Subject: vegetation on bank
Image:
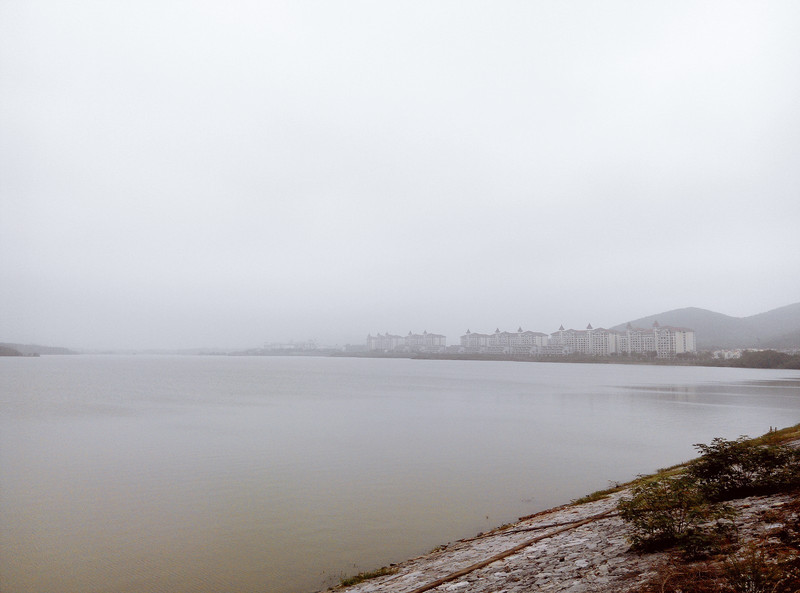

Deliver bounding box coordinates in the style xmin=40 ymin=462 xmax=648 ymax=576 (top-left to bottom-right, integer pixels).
xmin=0 ymin=342 xmax=75 ymax=356
xmin=570 ymin=431 xmax=800 ymax=508
xmin=332 ymin=426 xmax=800 ymax=591
xmin=617 ymin=425 xmax=800 ymax=592
xmin=337 ymin=566 xmax=398 ymax=588
xmin=408 ymin=349 xmax=800 ymax=369
xmin=717 ymin=349 xmax=800 ymax=369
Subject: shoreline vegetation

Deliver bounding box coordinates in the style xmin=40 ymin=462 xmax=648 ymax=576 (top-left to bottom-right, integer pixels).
xmin=4 ymin=345 xmax=800 ymax=369
xmin=0 ymin=345 xmax=38 ymax=357
xmin=0 ymin=342 xmax=73 ymax=356
xmin=573 ymin=423 xmax=800 ymax=504
xmin=332 ymin=424 xmax=800 ymax=593
xmin=333 ymin=349 xmax=800 ymax=370
xmin=3 ymin=331 xmax=799 ymax=369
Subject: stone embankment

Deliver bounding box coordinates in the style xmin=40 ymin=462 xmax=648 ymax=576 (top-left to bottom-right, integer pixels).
xmin=335 ymin=489 xmax=795 ymax=593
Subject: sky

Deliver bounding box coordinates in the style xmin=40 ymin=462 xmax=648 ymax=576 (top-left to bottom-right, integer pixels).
xmin=2 ymin=1 xmax=799 ymax=350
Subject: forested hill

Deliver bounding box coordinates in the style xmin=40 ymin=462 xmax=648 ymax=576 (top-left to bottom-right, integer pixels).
xmin=612 ymin=302 xmax=800 ymax=351
xmin=0 ymin=343 xmax=78 ymax=355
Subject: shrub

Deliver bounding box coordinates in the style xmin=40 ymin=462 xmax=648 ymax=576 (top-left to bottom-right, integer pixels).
xmin=619 ymin=435 xmax=800 ymax=555
xmin=618 ymin=474 xmax=733 ymax=552
xmin=688 ymin=437 xmax=800 ymax=501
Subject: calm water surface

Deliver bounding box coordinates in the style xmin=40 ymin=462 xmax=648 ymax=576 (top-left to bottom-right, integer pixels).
xmin=2 ymin=355 xmax=800 ymax=593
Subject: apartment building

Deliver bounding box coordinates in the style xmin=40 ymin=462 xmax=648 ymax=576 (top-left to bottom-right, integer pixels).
xmin=460 ymin=330 xmax=490 ymax=351
xmin=460 ymin=328 xmax=549 ymax=355
xmin=366 ymin=333 xmax=405 ymax=351
xmin=368 ymin=320 xmax=696 ymax=358
xmin=366 ymin=331 xmax=446 ymax=353
xmin=548 ymin=322 xmax=696 ymax=358
xmin=404 ymin=331 xmax=447 ymax=352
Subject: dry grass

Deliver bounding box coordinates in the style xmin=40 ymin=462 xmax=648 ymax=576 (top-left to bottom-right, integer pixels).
xmin=338 ymin=566 xmax=398 ymax=588
xmin=750 ymin=424 xmax=800 ymax=447
xmin=631 ymin=491 xmax=800 ymax=593
xmin=623 ymin=424 xmax=800 ymax=592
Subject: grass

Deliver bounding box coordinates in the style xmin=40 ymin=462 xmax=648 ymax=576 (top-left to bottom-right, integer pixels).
xmin=570 ymin=423 xmax=800 ymax=507
xmin=620 ymin=423 xmax=800 ymax=591
xmin=571 ymin=463 xmax=692 ymax=505
xmin=632 ymin=503 xmax=800 ymax=593
xmin=334 ymin=424 xmax=800 ymax=590
xmin=750 ymin=424 xmax=800 ymax=446
xmin=572 ymin=483 xmax=625 ymax=504
xmin=338 ymin=566 xmax=398 ymax=588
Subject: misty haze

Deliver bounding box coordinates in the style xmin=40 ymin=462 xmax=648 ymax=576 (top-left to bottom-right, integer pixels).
xmin=2 ymin=2 xmax=799 ymax=351
xmin=2 ymin=2 xmax=800 ymax=593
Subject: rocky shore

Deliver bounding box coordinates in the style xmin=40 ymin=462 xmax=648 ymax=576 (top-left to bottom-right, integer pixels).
xmin=334 ymin=488 xmax=795 ymax=593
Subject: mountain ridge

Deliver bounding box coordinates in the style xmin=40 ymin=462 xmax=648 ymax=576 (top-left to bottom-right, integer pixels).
xmin=612 ymin=302 xmax=800 ymax=350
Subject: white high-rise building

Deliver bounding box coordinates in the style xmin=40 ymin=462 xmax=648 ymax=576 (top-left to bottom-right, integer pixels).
xmin=366 ymin=333 xmax=405 ymax=351
xmin=460 ymin=328 xmax=548 ymax=355
xmin=404 ymin=331 xmax=447 ymax=353
xmin=367 ymin=331 xmax=446 ymax=353
xmin=549 ymin=322 xmax=696 ymax=358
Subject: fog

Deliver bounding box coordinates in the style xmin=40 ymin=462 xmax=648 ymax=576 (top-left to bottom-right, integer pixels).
xmin=2 ymin=1 xmax=799 ymax=350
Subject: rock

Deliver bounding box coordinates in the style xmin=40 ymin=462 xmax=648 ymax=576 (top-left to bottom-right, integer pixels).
xmin=337 ymin=491 xmax=795 ymax=593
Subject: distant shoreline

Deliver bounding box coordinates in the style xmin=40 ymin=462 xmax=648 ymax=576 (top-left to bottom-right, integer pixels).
xmin=332 ymin=349 xmax=800 ymax=370
xmin=4 ymin=346 xmax=799 ymax=370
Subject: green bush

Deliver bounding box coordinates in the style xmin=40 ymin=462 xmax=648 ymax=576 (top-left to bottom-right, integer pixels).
xmin=618 ymin=436 xmax=800 ymax=554
xmin=688 ymin=437 xmax=800 ymax=501
xmin=617 ymin=474 xmax=733 ymax=552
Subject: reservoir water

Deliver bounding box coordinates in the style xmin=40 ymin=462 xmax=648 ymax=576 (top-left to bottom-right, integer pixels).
xmin=2 ymin=355 xmax=800 ymax=593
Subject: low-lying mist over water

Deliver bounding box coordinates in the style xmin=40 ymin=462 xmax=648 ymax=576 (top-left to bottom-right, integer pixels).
xmin=2 ymin=355 xmax=800 ymax=593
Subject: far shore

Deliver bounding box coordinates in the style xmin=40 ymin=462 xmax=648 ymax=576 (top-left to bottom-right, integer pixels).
xmin=7 ymin=347 xmax=800 ymax=369
xmin=330 ymin=349 xmax=800 ymax=370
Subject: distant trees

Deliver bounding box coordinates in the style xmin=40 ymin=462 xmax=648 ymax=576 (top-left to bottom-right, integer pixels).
xmin=726 ymin=350 xmax=800 ymax=369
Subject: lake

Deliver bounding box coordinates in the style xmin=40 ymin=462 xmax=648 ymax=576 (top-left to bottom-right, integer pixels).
xmin=2 ymin=355 xmax=800 ymax=593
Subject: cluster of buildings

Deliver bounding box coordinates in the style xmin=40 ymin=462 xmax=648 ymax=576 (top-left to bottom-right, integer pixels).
xmin=367 ymin=322 xmax=697 ymax=359
xmin=461 ymin=328 xmax=549 ymax=355
xmin=263 ymin=340 xmax=319 ymax=352
xmin=545 ymin=323 xmax=696 ymax=358
xmin=366 ymin=331 xmax=447 ymax=353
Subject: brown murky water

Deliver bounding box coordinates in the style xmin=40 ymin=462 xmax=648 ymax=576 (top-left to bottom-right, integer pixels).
xmin=2 ymin=356 xmax=799 ymax=593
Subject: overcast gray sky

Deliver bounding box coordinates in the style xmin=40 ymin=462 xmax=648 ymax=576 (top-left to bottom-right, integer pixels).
xmin=2 ymin=1 xmax=799 ymax=350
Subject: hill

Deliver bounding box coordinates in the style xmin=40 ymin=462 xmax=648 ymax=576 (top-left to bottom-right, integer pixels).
xmin=0 ymin=345 xmax=24 ymax=356
xmin=612 ymin=302 xmax=800 ymax=350
xmin=0 ymin=343 xmax=78 ymax=356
